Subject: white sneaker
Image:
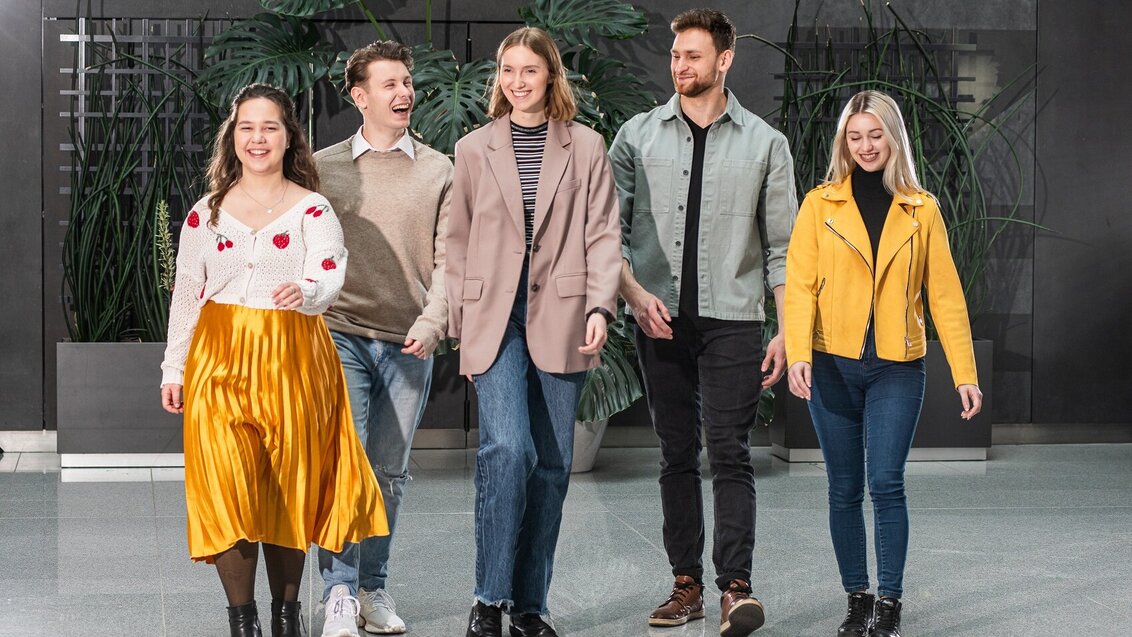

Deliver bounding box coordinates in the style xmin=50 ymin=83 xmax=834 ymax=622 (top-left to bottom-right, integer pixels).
xmin=357 ymin=588 xmax=407 ymax=634
xmin=321 ymin=584 xmax=361 ymax=637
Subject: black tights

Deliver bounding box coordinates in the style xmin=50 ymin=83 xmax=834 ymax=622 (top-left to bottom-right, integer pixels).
xmin=215 ymin=540 xmax=307 ymax=607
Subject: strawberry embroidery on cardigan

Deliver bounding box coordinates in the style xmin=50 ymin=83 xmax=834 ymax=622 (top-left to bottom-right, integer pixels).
xmin=272 ymin=231 xmax=290 ymax=249
xmin=186 ymin=210 xmax=200 ymax=228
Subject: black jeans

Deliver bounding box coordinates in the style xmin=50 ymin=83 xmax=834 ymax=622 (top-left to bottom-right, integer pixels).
xmin=635 ymin=314 xmax=764 ymax=591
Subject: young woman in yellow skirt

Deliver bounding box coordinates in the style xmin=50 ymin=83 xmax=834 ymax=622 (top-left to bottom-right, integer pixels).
xmin=159 ymin=84 xmax=388 ymax=637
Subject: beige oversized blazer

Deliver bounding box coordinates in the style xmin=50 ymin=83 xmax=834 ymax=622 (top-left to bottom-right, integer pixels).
xmin=445 ymin=115 xmax=622 ymax=376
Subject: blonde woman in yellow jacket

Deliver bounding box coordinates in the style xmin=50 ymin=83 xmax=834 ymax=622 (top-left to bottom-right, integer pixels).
xmin=783 ymin=90 xmax=982 ymax=637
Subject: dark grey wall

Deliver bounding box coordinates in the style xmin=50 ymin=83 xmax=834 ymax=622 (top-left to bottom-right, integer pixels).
xmin=0 ymin=1 xmax=44 ymax=430
xmin=1033 ymin=2 xmax=1132 ymax=423
xmin=8 ymin=0 xmax=1130 ymax=431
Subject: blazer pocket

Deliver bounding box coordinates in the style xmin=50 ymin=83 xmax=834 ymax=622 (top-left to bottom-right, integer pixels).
xmin=558 ymin=178 xmax=581 ymax=193
xmin=462 ymin=278 xmax=484 ymax=301
xmin=554 ymin=272 xmax=587 ymax=298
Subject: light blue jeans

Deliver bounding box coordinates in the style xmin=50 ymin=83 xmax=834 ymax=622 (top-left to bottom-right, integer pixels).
xmin=318 ymin=330 xmax=433 ymax=599
xmin=472 ymin=271 xmax=585 ymax=615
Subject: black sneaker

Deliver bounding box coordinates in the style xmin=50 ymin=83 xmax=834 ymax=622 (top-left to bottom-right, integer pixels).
xmin=837 ymin=592 xmax=874 ymax=636
xmin=868 ymin=597 xmax=902 ymax=637
xmin=509 ymin=613 xmax=558 ymax=637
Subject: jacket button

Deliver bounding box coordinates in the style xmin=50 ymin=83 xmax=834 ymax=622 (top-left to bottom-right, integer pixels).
xmin=912 ymin=220 xmax=920 ymax=228
xmin=532 ymin=283 xmax=541 ymax=292
xmin=683 ymin=169 xmax=689 ymax=175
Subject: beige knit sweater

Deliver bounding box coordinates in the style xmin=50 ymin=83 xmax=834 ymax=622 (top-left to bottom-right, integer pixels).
xmin=315 ymin=137 xmax=453 ymax=352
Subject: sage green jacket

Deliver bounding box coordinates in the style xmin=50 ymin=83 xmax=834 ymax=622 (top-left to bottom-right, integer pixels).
xmin=609 ymin=90 xmax=797 ymax=321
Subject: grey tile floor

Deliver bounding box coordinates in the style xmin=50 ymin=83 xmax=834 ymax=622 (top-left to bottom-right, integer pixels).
xmin=1 ymin=444 xmax=1131 ymax=636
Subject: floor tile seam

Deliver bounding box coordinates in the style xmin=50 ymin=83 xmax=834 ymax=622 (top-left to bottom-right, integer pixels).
xmin=1083 ymin=594 xmax=1132 ymax=621
xmin=605 ymin=508 xmax=667 ymax=556
xmin=910 ymin=505 xmax=1132 ymax=511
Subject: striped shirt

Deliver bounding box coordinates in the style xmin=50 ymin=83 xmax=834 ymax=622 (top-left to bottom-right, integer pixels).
xmin=511 ymin=120 xmax=548 ymax=248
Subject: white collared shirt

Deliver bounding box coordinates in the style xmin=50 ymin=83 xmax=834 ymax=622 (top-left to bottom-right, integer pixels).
xmin=351 ymin=127 xmax=416 ymax=161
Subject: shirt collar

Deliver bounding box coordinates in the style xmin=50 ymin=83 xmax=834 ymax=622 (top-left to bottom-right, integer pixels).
xmin=351 ymin=127 xmax=416 ymax=161
xmin=660 ymin=88 xmax=748 ymax=126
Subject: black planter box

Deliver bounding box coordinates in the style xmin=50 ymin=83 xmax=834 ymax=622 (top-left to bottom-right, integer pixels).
xmin=769 ymin=340 xmax=993 ymax=461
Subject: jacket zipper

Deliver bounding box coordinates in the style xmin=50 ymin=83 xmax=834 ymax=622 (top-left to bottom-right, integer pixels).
xmin=905 ymin=238 xmax=914 ymax=358
xmin=825 ymin=221 xmax=873 ymax=357
xmin=816 ymin=277 xmax=826 ymax=297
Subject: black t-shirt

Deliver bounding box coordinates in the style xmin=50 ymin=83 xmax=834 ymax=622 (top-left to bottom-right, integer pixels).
xmin=679 ymin=114 xmax=711 ymax=319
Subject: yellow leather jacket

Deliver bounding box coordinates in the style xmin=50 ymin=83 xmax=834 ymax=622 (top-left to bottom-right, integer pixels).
xmin=784 ymin=178 xmax=978 ymax=388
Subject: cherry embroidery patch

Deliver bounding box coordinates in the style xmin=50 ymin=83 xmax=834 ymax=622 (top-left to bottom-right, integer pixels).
xmin=272 ymin=232 xmax=290 ymax=249
xmin=215 ymin=233 xmax=234 ymax=251
xmin=186 ymin=211 xmax=200 ymax=228
xmin=304 ymin=205 xmax=326 ymax=218
xmin=321 ymin=258 xmax=337 ymax=271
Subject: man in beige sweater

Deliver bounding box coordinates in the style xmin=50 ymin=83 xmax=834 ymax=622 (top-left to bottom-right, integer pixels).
xmin=314 ymin=41 xmax=453 ymax=637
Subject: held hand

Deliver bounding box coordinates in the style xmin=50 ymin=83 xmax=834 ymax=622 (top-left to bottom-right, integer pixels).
xmin=787 ymin=362 xmax=812 ymax=401
xmin=626 ymin=289 xmax=672 ymax=339
xmin=161 ymin=384 xmax=184 ymax=414
xmin=578 ymin=312 xmax=609 ymax=355
xmin=271 ymin=282 xmax=304 ymax=310
xmin=761 ymin=333 xmax=787 ymax=388
xmin=957 ymin=384 xmax=983 ymax=420
xmin=402 ymin=337 xmax=428 ymax=360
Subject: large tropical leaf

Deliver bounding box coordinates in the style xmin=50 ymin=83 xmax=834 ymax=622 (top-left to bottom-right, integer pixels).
xmin=567 ymin=48 xmax=656 ymax=144
xmin=410 ymin=45 xmax=494 ymax=155
xmin=259 ymin=0 xmax=354 ymax=17
xmin=520 ymin=0 xmax=647 ymax=49
xmin=199 ymin=13 xmax=338 ymax=106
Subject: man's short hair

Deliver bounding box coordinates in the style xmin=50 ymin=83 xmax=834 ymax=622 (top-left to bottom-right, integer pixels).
xmin=345 ymin=41 xmax=414 ymax=91
xmin=670 ymin=8 xmax=736 ymax=53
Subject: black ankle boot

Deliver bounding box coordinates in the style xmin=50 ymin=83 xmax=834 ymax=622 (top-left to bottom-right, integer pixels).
xmin=227 ymin=601 xmax=263 ymax=637
xmin=466 ymin=601 xmax=503 ymax=637
xmin=510 ymin=613 xmax=559 ymax=637
xmin=869 ymin=597 xmax=902 ymax=637
xmin=838 ymin=592 xmax=875 ymax=636
xmin=271 ymin=599 xmax=304 ymax=637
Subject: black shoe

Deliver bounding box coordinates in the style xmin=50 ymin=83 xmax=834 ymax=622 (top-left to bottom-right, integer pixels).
xmin=868 ymin=597 xmax=902 ymax=637
xmin=837 ymin=592 xmax=875 ymax=636
xmin=227 ymin=601 xmax=263 ymax=637
xmin=510 ymin=613 xmax=559 ymax=637
xmin=271 ymin=599 xmax=305 ymax=637
xmin=467 ymin=601 xmax=503 ymax=637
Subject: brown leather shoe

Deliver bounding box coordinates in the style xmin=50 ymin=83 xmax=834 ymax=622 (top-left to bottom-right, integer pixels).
xmin=720 ymin=579 xmax=765 ymax=637
xmin=648 ymin=575 xmax=705 ymax=627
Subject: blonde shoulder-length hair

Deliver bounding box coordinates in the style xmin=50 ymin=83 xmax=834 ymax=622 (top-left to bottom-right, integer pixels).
xmin=824 ymin=90 xmax=926 ymax=200
xmin=487 ymin=27 xmax=577 ymax=121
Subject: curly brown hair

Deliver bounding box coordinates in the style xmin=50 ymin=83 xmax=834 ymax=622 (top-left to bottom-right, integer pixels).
xmin=671 ymin=8 xmax=736 ymax=53
xmin=205 ymin=84 xmax=319 ymax=227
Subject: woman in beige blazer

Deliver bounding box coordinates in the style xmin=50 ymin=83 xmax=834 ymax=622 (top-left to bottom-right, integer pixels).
xmin=445 ymin=26 xmax=621 ymax=637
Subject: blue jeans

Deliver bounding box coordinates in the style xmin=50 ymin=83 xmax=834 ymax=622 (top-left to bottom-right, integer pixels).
xmin=318 ymin=330 xmax=433 ymax=599
xmin=807 ymin=329 xmax=925 ymax=600
xmin=472 ymin=272 xmax=585 ymax=615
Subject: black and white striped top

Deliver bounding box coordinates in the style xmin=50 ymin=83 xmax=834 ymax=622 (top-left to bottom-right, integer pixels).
xmin=511 ymin=120 xmax=548 ymax=248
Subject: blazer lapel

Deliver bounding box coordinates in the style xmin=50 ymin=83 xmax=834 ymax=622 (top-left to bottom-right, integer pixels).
xmin=485 ymin=116 xmax=527 ymax=240
xmin=531 ymin=119 xmax=572 ymax=245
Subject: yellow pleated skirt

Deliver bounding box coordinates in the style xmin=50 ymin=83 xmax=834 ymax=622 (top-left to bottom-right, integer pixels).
xmin=182 ymin=302 xmax=388 ymax=563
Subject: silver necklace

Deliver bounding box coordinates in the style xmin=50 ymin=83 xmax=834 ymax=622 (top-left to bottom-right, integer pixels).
xmin=238 ymin=180 xmax=288 ymax=214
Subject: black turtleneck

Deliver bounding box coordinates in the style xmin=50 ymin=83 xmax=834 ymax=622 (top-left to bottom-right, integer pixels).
xmin=851 ymin=166 xmax=892 ymax=265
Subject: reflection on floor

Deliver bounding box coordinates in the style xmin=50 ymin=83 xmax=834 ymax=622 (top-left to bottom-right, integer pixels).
xmin=1 ymin=445 xmax=1130 ymax=636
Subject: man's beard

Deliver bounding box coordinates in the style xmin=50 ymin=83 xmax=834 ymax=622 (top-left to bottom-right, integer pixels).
xmin=672 ymin=72 xmax=716 ymax=98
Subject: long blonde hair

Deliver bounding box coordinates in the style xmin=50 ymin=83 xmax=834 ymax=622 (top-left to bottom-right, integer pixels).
xmin=487 ymin=27 xmax=577 ymax=121
xmin=824 ymin=90 xmax=925 ymax=200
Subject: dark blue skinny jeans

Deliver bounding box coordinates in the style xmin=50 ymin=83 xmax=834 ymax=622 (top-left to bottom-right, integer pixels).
xmin=807 ymin=329 xmax=926 ymax=599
